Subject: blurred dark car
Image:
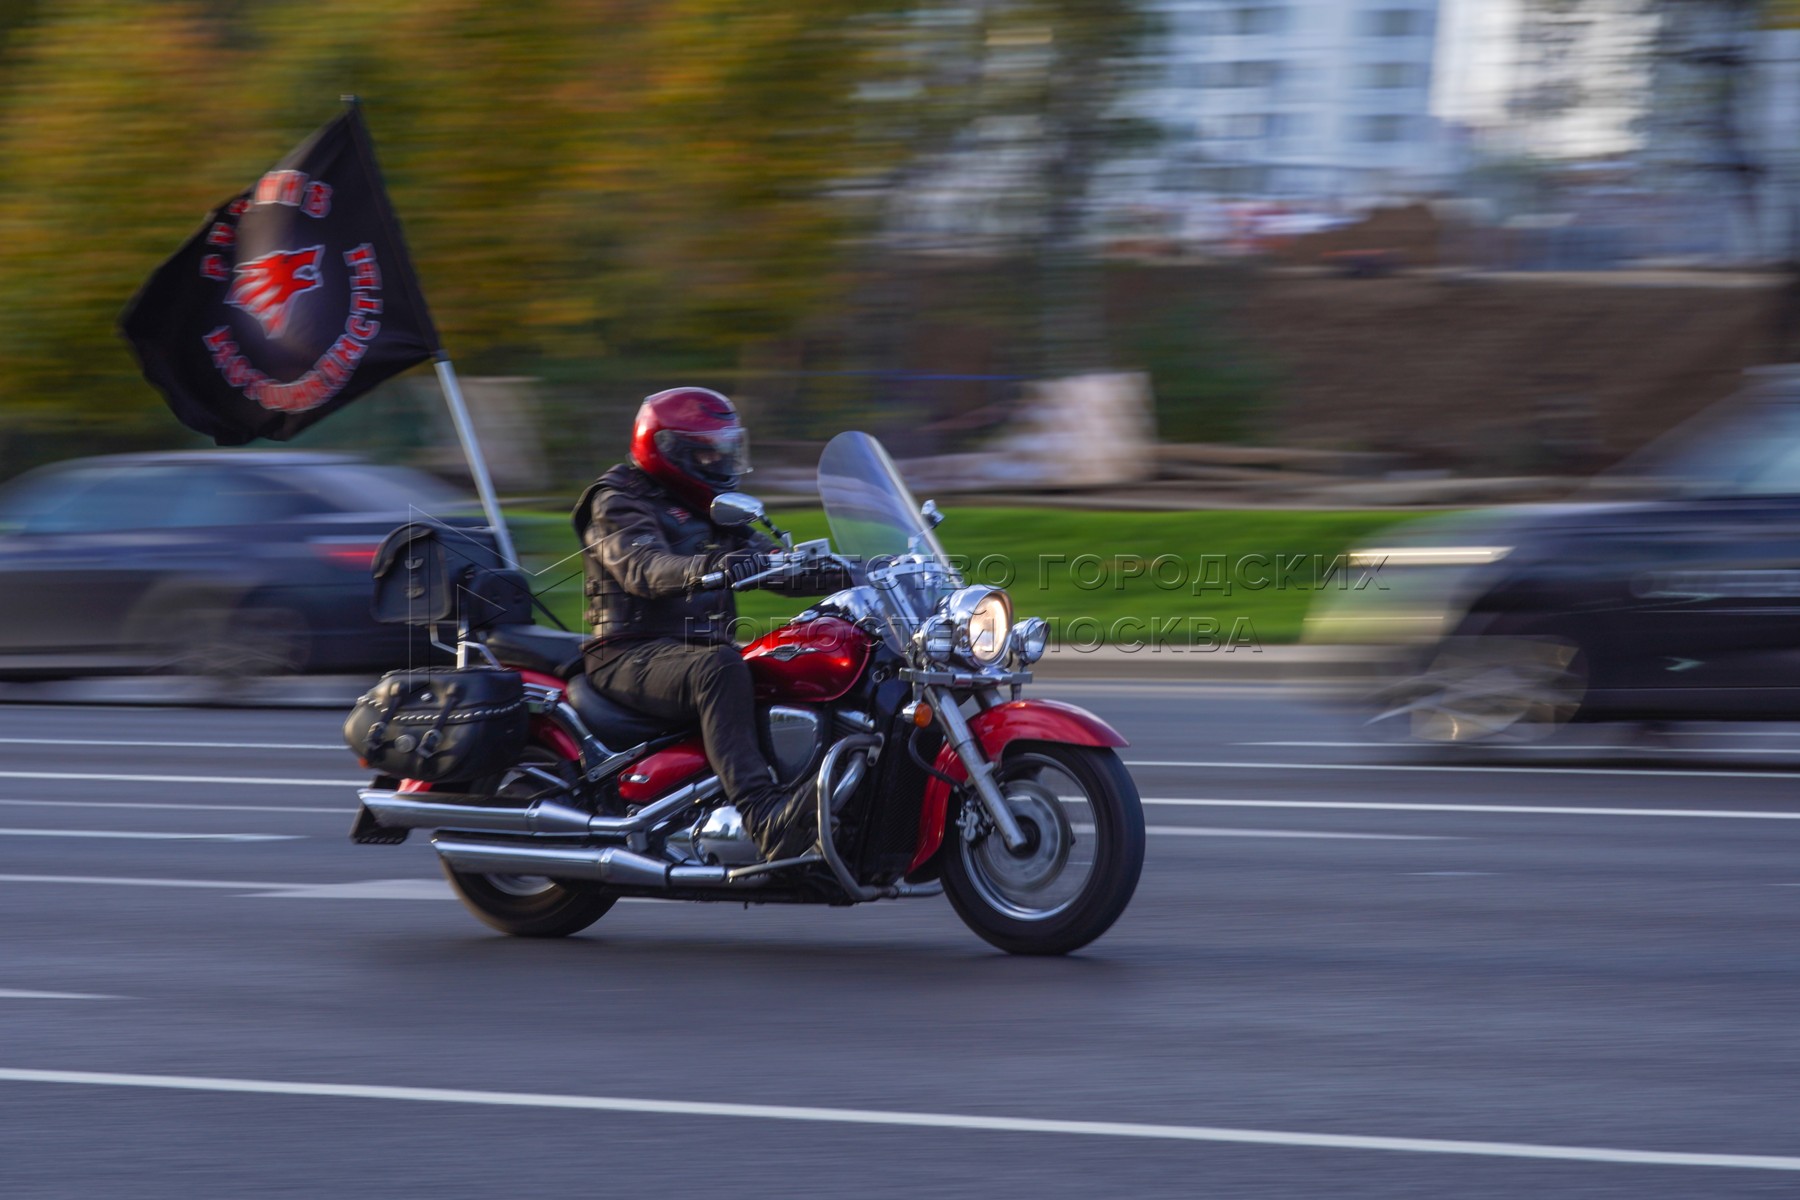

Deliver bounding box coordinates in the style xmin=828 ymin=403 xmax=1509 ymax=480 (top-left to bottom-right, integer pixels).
xmin=1313 ymin=368 xmax=1800 ymax=741
xmin=0 ymin=450 xmax=480 ymax=677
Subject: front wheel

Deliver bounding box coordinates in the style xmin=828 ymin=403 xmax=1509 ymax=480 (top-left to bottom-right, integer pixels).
xmin=941 ymin=744 xmax=1145 ymax=956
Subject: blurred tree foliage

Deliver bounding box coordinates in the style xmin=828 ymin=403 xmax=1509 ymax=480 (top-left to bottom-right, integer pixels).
xmin=0 ymin=0 xmax=1157 ymax=474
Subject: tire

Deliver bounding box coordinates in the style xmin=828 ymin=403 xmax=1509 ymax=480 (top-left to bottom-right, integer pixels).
xmin=440 ymin=863 xmax=617 ymax=938
xmin=941 ymin=744 xmax=1145 ymax=956
xmin=143 ymin=595 xmax=313 ymax=677
xmin=439 ymin=745 xmax=618 ymax=938
xmin=1371 ymin=635 xmax=1586 ymax=745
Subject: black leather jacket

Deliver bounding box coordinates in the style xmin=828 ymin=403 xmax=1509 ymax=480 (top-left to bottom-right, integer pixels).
xmin=573 ymin=464 xmax=843 ymax=659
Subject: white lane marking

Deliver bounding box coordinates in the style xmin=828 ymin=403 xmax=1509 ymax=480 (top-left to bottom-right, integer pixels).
xmin=1127 ymin=759 xmax=1800 ymax=781
xmin=1412 ymin=871 xmax=1496 ymax=877
xmin=1142 ymin=797 xmax=1800 ymax=821
xmin=1684 ymin=729 xmax=1800 ymax=737
xmin=0 ymin=874 xmax=649 ymax=904
xmin=243 ymin=879 xmax=453 ymax=900
xmin=1143 ymin=825 xmax=1449 ymax=841
xmin=1247 ymin=740 xmax=1800 ymax=757
xmin=0 ymin=829 xmax=301 ymax=842
xmin=0 ymin=990 xmax=120 ymax=1000
xmin=0 ymin=770 xmax=360 ymax=788
xmin=0 ymin=873 xmax=297 ymax=890
xmin=0 ymin=736 xmax=343 ymax=752
xmin=0 ymin=799 xmax=344 ymax=815
xmin=0 ymin=1068 xmax=1793 ymax=1172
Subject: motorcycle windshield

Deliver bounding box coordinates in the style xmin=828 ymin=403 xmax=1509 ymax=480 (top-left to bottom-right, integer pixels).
xmin=818 ymin=432 xmax=949 ymax=568
xmin=817 ymin=432 xmax=960 ymax=639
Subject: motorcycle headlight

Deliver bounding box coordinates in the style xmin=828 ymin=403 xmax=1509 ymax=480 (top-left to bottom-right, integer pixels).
xmin=1011 ymin=616 xmax=1049 ymax=665
xmin=945 ymin=586 xmax=1012 ymax=667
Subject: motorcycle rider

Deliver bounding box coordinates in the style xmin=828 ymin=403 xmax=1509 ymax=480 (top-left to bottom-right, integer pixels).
xmin=574 ymin=386 xmax=848 ymax=861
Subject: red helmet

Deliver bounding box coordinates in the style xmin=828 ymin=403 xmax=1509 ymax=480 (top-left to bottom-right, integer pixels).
xmin=629 ymin=386 xmax=751 ymax=511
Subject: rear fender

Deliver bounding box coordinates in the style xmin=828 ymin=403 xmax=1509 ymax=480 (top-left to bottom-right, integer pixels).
xmin=907 ymin=700 xmax=1126 ymax=875
xmin=514 ymin=670 xmax=581 ymax=760
xmin=531 ymin=715 xmax=581 ymax=762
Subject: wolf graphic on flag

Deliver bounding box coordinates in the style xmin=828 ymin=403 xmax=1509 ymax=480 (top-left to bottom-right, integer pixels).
xmin=120 ymin=104 xmax=438 ymax=444
xmin=226 ymin=246 xmax=325 ymax=338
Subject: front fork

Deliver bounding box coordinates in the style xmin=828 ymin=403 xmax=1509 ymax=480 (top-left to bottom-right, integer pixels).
xmin=926 ymin=684 xmax=1029 ymax=852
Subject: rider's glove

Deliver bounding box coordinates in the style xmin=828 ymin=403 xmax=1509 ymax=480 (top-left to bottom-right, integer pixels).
xmin=714 ymin=549 xmax=771 ymax=587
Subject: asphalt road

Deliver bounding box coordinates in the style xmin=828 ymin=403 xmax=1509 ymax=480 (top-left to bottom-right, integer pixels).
xmin=1 ymin=684 xmax=1797 ymax=1198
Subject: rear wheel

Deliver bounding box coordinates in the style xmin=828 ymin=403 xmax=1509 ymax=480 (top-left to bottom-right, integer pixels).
xmin=440 ymin=862 xmax=617 ymax=938
xmin=941 ymin=744 xmax=1145 ymax=956
xmin=193 ymin=602 xmax=312 ymax=676
xmin=142 ymin=595 xmax=313 ymax=677
xmin=440 ymin=747 xmax=617 ymax=938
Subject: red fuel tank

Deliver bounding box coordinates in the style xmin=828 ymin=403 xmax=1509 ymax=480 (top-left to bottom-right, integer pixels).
xmin=742 ymin=616 xmax=872 ymax=703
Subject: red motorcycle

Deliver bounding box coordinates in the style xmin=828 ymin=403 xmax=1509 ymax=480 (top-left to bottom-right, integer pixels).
xmin=347 ymin=432 xmax=1144 ymax=955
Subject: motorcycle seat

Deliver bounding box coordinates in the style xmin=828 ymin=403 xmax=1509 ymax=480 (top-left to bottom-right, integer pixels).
xmin=482 ymin=624 xmax=589 ymax=678
xmin=564 ymin=671 xmax=692 ymax=748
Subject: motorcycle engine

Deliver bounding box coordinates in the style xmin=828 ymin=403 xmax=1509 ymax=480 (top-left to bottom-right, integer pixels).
xmin=691 ymin=805 xmax=760 ymax=866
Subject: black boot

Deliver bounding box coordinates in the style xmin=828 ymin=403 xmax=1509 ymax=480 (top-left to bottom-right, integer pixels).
xmin=740 ymin=783 xmax=818 ymax=861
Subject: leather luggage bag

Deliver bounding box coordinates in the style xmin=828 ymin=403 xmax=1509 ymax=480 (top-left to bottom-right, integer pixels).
xmin=369 ymin=523 xmax=532 ymax=629
xmin=344 ymin=667 xmax=529 ymax=783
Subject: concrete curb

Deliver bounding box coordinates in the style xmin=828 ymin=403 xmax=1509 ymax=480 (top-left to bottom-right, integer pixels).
xmin=0 ymin=646 xmax=1389 ymax=708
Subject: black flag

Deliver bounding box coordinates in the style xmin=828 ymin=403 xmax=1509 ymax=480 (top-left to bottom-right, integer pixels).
xmin=120 ymin=104 xmax=439 ymax=445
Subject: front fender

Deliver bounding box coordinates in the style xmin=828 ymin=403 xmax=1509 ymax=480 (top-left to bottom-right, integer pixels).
xmin=907 ymin=700 xmax=1126 ymax=875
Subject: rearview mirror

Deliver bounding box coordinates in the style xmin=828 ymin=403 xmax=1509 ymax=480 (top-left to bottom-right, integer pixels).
xmin=710 ymin=492 xmax=765 ymax=527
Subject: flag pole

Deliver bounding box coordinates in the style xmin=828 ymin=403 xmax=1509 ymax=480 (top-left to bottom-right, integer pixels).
xmin=337 ymin=95 xmax=516 ymax=568
xmin=432 ymin=351 xmax=519 ymax=568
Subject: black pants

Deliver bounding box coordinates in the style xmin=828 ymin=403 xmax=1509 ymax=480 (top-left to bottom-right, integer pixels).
xmin=586 ymin=639 xmax=781 ymax=812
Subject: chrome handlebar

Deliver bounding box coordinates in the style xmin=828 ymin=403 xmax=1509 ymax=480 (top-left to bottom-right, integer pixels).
xmin=699 ymin=539 xmax=842 ymax=592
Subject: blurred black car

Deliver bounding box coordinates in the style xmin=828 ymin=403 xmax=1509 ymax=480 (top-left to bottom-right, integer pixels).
xmin=0 ymin=450 xmax=481 ymax=677
xmin=1313 ymin=368 xmax=1800 ymax=741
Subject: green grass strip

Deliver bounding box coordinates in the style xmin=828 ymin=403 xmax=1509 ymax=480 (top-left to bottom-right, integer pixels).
xmin=505 ymin=506 xmax=1418 ymax=646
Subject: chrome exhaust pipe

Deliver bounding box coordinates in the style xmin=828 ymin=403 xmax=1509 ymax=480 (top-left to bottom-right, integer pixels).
xmin=434 ymin=837 xmax=682 ymax=888
xmin=359 ymin=793 xmax=596 ymax=835
xmin=433 ymin=836 xmax=758 ymax=890
xmin=360 ymin=776 xmax=721 ymax=838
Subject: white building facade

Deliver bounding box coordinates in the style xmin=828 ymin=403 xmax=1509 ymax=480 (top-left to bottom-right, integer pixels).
xmin=1143 ymin=0 xmax=1450 ymax=201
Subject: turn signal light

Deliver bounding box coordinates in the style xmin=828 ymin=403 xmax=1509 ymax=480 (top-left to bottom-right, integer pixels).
xmin=912 ymin=702 xmax=934 ymax=728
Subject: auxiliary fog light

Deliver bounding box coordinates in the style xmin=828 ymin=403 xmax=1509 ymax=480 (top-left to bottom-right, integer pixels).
xmin=1011 ymin=616 xmax=1049 ymax=665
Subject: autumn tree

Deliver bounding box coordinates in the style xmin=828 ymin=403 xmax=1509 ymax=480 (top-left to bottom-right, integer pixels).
xmin=0 ymin=0 xmax=1153 ymax=472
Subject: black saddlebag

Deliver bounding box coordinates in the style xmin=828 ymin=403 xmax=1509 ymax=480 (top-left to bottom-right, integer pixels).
xmin=344 ymin=667 xmax=529 ymax=783
xmin=370 ymin=522 xmax=533 ymax=630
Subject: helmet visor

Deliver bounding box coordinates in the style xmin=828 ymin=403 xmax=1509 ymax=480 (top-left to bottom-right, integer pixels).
xmin=653 ymin=426 xmax=750 ymax=489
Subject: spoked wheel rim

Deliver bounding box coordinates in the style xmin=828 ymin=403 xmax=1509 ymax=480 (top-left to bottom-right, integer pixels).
xmin=958 ymin=752 xmax=1100 ymax=922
